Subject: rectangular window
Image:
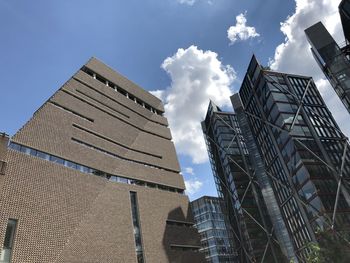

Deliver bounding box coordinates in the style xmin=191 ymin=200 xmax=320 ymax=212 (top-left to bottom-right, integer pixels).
xmin=3 ymin=219 xmax=17 ymax=249
xmin=1 ymin=219 xmax=17 ymax=263
xmin=130 ymin=192 xmax=144 ymax=263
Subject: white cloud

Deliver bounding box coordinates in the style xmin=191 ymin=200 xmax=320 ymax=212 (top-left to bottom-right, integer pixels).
xmin=269 ymin=0 xmax=343 ymax=77
xmin=269 ymin=0 xmax=350 ymax=137
xmin=185 ymin=179 xmax=203 ymax=195
xmin=155 ymin=45 xmax=235 ymax=163
xmin=183 ymin=167 xmax=195 ymax=175
xmin=315 ymin=79 xmax=350 ymax=135
xmin=176 ymin=0 xmax=213 ymax=5
xmin=177 ymin=0 xmax=196 ymax=6
xmin=227 ymin=12 xmax=260 ymax=44
xmin=150 ymin=89 xmax=164 ymax=100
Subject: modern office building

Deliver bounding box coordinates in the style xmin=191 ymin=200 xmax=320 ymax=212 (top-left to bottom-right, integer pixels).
xmin=190 ymin=196 xmax=237 ymax=263
xmin=201 ymin=102 xmax=283 ymax=263
xmin=305 ymin=1 xmax=350 ymax=114
xmin=339 ymin=0 xmax=350 ymax=44
xmin=231 ymin=55 xmax=350 ymax=261
xmin=0 ymin=58 xmax=204 ymax=263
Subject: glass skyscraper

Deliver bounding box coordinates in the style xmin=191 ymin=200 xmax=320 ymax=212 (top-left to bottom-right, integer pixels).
xmin=201 ymin=102 xmax=283 ymax=263
xmin=190 ymin=196 xmax=237 ymax=263
xmin=305 ymin=0 xmax=350 ymax=114
xmin=339 ymin=0 xmax=350 ymax=44
xmin=231 ymin=55 xmax=350 ymax=261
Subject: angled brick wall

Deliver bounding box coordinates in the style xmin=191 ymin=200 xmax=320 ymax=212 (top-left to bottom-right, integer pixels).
xmin=0 ymin=58 xmax=204 ymax=262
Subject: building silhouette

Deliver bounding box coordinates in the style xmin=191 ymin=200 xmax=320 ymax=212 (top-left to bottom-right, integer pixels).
xmin=0 ymin=58 xmax=204 ymax=263
xmin=190 ymin=196 xmax=237 ymax=263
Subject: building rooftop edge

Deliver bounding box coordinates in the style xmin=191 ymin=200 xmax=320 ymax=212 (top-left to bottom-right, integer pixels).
xmin=85 ymin=57 xmax=165 ymax=112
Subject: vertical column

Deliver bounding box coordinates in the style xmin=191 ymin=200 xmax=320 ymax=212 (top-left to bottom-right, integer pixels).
xmin=231 ymin=94 xmax=298 ymax=262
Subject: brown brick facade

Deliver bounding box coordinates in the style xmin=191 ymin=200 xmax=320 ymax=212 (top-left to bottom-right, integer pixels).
xmin=0 ymin=58 xmax=204 ymax=262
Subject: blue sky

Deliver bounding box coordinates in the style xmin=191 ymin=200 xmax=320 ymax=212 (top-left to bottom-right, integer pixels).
xmin=1 ymin=0 xmax=347 ymax=200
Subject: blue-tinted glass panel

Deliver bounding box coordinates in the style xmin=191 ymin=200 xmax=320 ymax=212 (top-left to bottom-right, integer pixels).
xmin=118 ymin=177 xmax=129 ymax=184
xmin=8 ymin=143 xmax=20 ymax=151
xmin=50 ymin=155 xmax=64 ymax=165
xmin=29 ymin=148 xmax=37 ymax=156
xmin=65 ymin=161 xmax=77 ymax=169
xmin=36 ymin=151 xmax=49 ymax=160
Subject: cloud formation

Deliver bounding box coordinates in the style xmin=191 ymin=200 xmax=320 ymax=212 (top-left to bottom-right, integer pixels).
xmin=269 ymin=0 xmax=350 ymax=136
xmin=185 ymin=179 xmax=203 ymax=195
xmin=152 ymin=45 xmax=235 ymax=163
xmin=176 ymin=0 xmax=213 ymax=5
xmin=176 ymin=0 xmax=196 ymax=6
xmin=183 ymin=167 xmax=195 ymax=175
xmin=227 ymin=12 xmax=260 ymax=44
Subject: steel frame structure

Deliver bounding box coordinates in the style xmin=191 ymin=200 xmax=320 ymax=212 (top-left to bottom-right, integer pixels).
xmin=202 ymin=103 xmax=285 ymax=263
xmin=305 ymin=21 xmax=350 ymax=115
xmin=202 ymin=56 xmax=350 ymax=262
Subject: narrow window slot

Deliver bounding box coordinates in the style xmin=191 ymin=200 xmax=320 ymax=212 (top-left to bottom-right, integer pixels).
xmin=1 ymin=219 xmax=18 ymax=263
xmin=130 ymin=192 xmax=145 ymax=263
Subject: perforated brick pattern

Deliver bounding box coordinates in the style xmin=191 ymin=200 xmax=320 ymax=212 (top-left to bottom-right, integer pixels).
xmin=0 ymin=58 xmax=204 ymax=262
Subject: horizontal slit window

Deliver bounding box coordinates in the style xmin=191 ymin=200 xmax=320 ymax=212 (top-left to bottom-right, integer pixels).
xmin=50 ymin=102 xmax=94 ymax=122
xmin=81 ymin=67 xmax=164 ymax=116
xmin=63 ymin=89 xmax=170 ymax=140
xmin=170 ymin=245 xmax=200 ymax=251
xmin=72 ymin=124 xmax=162 ymax=159
xmin=71 ymin=137 xmax=176 ymax=172
xmin=95 ymin=75 xmax=105 ymax=84
xmin=8 ymin=142 xmax=184 ymax=195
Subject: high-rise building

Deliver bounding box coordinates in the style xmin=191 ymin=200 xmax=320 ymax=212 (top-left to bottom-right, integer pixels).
xmin=231 ymin=55 xmax=350 ymax=261
xmin=305 ymin=1 xmax=350 ymax=114
xmin=0 ymin=58 xmax=204 ymax=263
xmin=190 ymin=196 xmax=237 ymax=263
xmin=339 ymin=0 xmax=350 ymax=44
xmin=201 ymin=102 xmax=283 ymax=263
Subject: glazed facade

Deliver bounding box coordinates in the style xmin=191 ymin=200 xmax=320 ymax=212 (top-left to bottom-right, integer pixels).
xmin=339 ymin=0 xmax=350 ymax=43
xmin=305 ymin=0 xmax=350 ymax=115
xmin=201 ymin=102 xmax=283 ymax=263
xmin=191 ymin=196 xmax=236 ymax=263
xmin=233 ymin=55 xmax=350 ymax=261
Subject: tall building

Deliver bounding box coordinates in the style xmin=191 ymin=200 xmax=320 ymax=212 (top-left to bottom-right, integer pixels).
xmin=201 ymin=102 xmax=283 ymax=263
xmin=231 ymin=55 xmax=350 ymax=261
xmin=305 ymin=1 xmax=350 ymax=114
xmin=190 ymin=196 xmax=237 ymax=263
xmin=339 ymin=0 xmax=350 ymax=44
xmin=0 ymin=58 xmax=204 ymax=263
